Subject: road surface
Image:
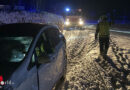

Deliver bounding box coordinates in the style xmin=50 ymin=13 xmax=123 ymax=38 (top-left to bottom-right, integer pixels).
xmin=61 ymin=29 xmax=130 ymax=90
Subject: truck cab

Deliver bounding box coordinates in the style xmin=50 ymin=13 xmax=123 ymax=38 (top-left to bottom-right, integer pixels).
xmin=64 ymin=10 xmax=85 ymax=30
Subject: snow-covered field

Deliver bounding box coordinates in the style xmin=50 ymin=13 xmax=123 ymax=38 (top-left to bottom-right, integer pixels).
xmin=62 ymin=28 xmax=130 ymax=90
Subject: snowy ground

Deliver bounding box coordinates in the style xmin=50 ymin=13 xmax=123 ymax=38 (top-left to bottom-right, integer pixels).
xmin=61 ymin=28 xmax=130 ymax=90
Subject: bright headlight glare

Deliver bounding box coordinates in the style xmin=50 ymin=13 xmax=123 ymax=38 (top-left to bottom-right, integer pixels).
xmin=65 ymin=21 xmax=70 ymax=25
xmin=79 ymin=21 xmax=84 ymax=25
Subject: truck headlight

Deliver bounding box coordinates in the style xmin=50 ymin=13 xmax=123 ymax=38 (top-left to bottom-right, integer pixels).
xmin=79 ymin=21 xmax=84 ymax=25
xmin=65 ymin=21 xmax=70 ymax=25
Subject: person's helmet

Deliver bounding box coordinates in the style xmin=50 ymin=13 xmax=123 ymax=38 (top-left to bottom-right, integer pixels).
xmin=100 ymin=15 xmax=108 ymax=21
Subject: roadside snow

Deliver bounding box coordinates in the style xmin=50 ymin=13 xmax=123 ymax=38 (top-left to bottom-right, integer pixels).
xmin=62 ymin=29 xmax=130 ymax=90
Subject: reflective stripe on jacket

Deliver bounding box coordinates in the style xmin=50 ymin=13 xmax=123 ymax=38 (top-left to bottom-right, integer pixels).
xmin=98 ymin=21 xmax=110 ymax=37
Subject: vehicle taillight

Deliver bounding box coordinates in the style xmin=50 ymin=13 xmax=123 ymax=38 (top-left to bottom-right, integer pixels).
xmin=0 ymin=75 xmax=3 ymax=82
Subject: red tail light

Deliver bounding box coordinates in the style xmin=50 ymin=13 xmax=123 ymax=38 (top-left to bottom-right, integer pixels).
xmin=0 ymin=75 xmax=3 ymax=82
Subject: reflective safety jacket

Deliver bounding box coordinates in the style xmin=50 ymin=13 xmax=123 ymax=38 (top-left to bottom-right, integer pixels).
xmin=95 ymin=21 xmax=110 ymax=37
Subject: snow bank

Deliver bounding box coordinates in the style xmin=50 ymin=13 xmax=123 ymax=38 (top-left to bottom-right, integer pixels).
xmin=0 ymin=11 xmax=64 ymax=31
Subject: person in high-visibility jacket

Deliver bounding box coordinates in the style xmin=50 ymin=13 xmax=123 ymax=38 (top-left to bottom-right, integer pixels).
xmin=95 ymin=15 xmax=110 ymax=56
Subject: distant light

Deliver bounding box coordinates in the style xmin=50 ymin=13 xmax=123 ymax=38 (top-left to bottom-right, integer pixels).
xmin=79 ymin=21 xmax=84 ymax=25
xmin=65 ymin=21 xmax=70 ymax=25
xmin=66 ymin=8 xmax=70 ymax=12
xmin=78 ymin=9 xmax=82 ymax=12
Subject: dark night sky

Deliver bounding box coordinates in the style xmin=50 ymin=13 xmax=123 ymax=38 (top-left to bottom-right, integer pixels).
xmin=65 ymin=0 xmax=130 ymax=10
xmin=0 ymin=0 xmax=130 ymax=18
xmin=53 ymin=0 xmax=129 ymax=12
xmin=45 ymin=0 xmax=130 ymax=18
xmin=1 ymin=0 xmax=129 ymax=11
xmin=44 ymin=0 xmax=129 ymax=19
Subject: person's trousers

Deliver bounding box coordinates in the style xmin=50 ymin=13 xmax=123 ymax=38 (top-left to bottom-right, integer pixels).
xmin=99 ymin=37 xmax=109 ymax=55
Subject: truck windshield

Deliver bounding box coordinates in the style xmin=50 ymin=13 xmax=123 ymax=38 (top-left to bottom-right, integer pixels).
xmin=0 ymin=37 xmax=33 ymax=63
xmin=68 ymin=11 xmax=82 ymax=16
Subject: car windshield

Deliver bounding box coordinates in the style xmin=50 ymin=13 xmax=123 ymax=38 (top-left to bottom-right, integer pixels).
xmin=66 ymin=16 xmax=81 ymax=21
xmin=0 ymin=37 xmax=33 ymax=63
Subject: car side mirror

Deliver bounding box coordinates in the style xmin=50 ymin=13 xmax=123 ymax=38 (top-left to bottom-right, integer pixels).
xmin=59 ymin=34 xmax=66 ymax=42
xmin=38 ymin=55 xmax=50 ymax=64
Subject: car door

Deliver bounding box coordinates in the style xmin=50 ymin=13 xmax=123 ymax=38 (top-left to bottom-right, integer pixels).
xmin=34 ymin=34 xmax=54 ymax=90
xmin=15 ymin=53 xmax=38 ymax=90
xmin=44 ymin=28 xmax=66 ymax=80
xmin=37 ymin=28 xmax=66 ymax=90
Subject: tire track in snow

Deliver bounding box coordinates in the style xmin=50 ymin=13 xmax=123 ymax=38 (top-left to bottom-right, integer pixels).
xmin=62 ymin=30 xmax=112 ymax=90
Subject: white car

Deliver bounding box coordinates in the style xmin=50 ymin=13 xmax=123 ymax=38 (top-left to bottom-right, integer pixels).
xmin=0 ymin=23 xmax=67 ymax=90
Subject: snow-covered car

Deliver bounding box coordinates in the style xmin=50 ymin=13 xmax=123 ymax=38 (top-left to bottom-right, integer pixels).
xmin=0 ymin=23 xmax=67 ymax=90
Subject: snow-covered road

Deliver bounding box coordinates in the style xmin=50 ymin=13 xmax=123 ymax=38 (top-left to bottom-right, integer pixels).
xmin=61 ymin=29 xmax=130 ymax=90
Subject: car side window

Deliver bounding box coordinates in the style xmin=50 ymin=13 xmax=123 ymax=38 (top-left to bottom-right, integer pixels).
xmin=35 ymin=36 xmax=46 ymax=57
xmin=35 ymin=35 xmax=51 ymax=65
xmin=44 ymin=28 xmax=61 ymax=49
xmin=41 ymin=33 xmax=54 ymax=54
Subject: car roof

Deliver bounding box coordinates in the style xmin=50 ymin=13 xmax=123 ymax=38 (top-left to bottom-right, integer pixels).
xmin=0 ymin=23 xmax=48 ymax=37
